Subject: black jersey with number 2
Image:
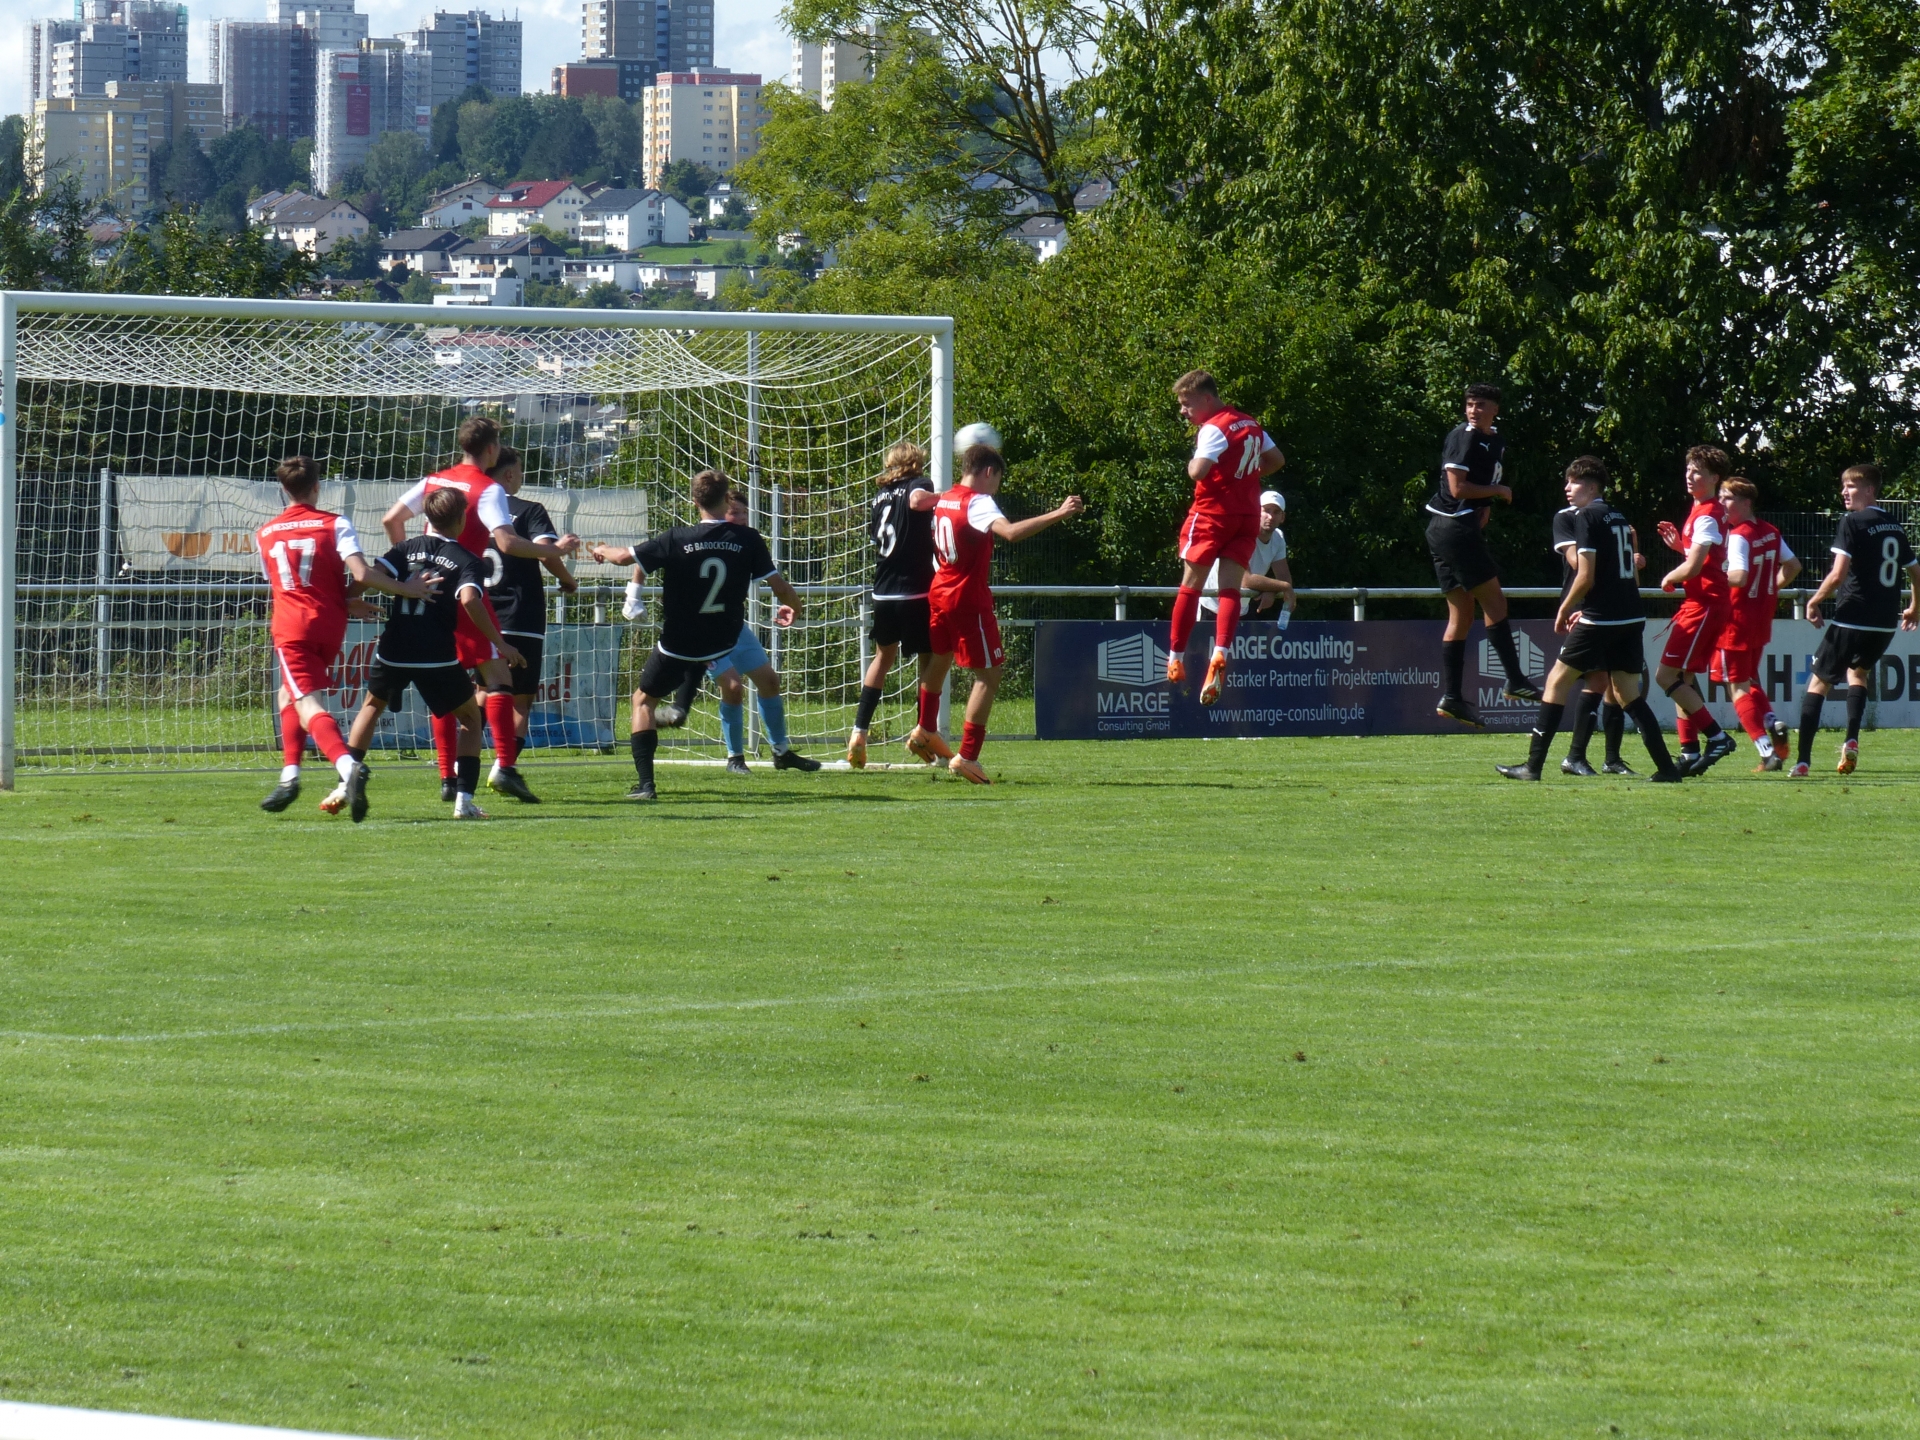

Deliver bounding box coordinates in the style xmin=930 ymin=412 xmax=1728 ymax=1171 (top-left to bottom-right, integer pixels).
xmin=374 ymin=534 xmax=486 ymax=666
xmin=1570 ymin=499 xmax=1642 ymax=624
xmin=634 ymin=520 xmax=778 ymax=660
xmin=486 ymin=496 xmax=558 ymax=637
xmin=870 ymin=475 xmax=935 ymax=600
xmin=1830 ymin=506 xmax=1918 ymax=631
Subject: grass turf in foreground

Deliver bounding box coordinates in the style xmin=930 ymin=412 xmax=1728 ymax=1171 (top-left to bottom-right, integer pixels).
xmin=0 ymin=732 xmax=1917 ymax=1438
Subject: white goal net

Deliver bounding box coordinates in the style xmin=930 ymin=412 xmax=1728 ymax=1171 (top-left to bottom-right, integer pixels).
xmin=0 ymin=294 xmax=951 ymax=785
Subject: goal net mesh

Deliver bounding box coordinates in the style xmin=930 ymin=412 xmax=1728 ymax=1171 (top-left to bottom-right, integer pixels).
xmin=9 ymin=307 xmax=934 ymax=772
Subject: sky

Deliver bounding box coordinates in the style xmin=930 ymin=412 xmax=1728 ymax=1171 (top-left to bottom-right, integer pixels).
xmin=2 ymin=0 xmax=798 ymax=118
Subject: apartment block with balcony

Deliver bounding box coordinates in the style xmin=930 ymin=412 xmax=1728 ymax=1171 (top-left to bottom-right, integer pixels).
xmin=641 ymin=71 xmax=762 ymax=189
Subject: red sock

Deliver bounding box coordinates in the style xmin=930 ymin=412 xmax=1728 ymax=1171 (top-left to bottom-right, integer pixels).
xmin=1733 ymin=689 xmax=1769 ymax=743
xmin=917 ymin=685 xmax=940 ymax=732
xmin=1213 ymin=591 xmax=1241 ymax=654
xmin=961 ymin=721 xmax=985 ymax=761
xmin=486 ymin=691 xmax=520 ymax=768
xmin=1169 ymin=586 xmax=1201 ymax=654
xmin=306 ymin=712 xmax=349 ymax=764
xmin=431 ymin=713 xmax=459 ymax=779
xmin=1674 ymin=710 xmax=1695 ymax=747
xmin=279 ymin=704 xmax=305 ymax=766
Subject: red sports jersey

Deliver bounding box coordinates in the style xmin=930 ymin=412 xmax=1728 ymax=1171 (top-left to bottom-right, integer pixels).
xmin=404 ymin=462 xmax=511 ymax=555
xmin=257 ymin=502 xmax=362 ymax=648
xmin=930 ymin=484 xmax=1004 ymax=613
xmin=1677 ymin=498 xmax=1730 ymax=606
xmin=1724 ymin=517 xmax=1792 ymax=646
xmin=1190 ymin=406 xmax=1272 ymax=516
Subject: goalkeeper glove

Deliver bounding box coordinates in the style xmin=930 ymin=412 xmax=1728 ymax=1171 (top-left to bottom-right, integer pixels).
xmin=621 ymin=581 xmax=647 ymax=621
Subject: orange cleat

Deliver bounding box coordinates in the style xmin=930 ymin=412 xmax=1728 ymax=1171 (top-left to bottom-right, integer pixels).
xmin=948 ymin=754 xmax=992 ymax=785
xmin=847 ymin=730 xmax=868 ymax=770
xmin=1199 ymin=650 xmax=1229 ymax=705
xmin=906 ymin=724 xmax=955 ymax=764
xmin=1837 ymin=739 xmax=1858 ymax=775
xmin=1166 ymin=654 xmax=1186 ymax=685
xmin=317 ymin=784 xmax=348 ymax=815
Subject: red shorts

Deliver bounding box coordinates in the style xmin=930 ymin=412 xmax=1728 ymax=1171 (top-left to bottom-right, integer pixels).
xmin=275 ymin=639 xmax=341 ymax=701
xmin=1659 ymin=600 xmax=1728 ymax=673
xmin=455 ymin=598 xmax=501 ymax=670
xmin=1179 ymin=505 xmax=1260 ymax=569
xmin=930 ymin=604 xmax=1004 ymax=671
xmin=1709 ymin=647 xmax=1760 ymax=685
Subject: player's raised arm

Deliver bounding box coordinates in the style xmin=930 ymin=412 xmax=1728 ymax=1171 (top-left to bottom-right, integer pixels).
xmin=765 ymin=571 xmax=803 ymax=625
xmin=989 ymin=494 xmax=1083 ymax=545
xmin=590 ymin=542 xmax=639 ymax=567
xmin=347 ymin=551 xmax=440 ymax=601
xmin=383 ymin=480 xmax=428 ymax=546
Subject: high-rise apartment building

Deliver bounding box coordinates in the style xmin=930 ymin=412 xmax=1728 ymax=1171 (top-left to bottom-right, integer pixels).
xmin=30 ymin=78 xmax=219 ymax=204
xmin=399 ymin=11 xmax=523 ymax=108
xmin=788 ymin=36 xmax=869 ymax=110
xmin=313 ymin=39 xmax=432 ymax=193
xmin=210 ymin=19 xmax=316 ymax=140
xmin=584 ymin=0 xmax=707 ymax=74
xmin=31 ymin=0 xmax=187 ymax=103
xmin=665 ymin=0 xmax=713 ymax=70
xmin=640 ymin=70 xmax=760 ymax=188
xmin=268 ymin=0 xmax=367 ymax=53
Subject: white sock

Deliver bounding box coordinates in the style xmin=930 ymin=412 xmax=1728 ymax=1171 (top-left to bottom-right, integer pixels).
xmin=280 ymin=763 xmax=300 ymax=784
xmin=335 ymin=754 xmax=357 ymax=782
xmin=1755 ymin=736 xmax=1774 ymax=758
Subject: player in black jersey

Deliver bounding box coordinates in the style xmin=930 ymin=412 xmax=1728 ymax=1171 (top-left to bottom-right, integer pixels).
xmin=1550 ymin=501 xmax=1639 ymax=775
xmin=339 ymin=488 xmax=524 ymax=820
xmin=480 ymin=446 xmax=577 ymax=803
xmin=1497 ymin=457 xmax=1683 ymax=782
xmin=1425 ymin=382 xmax=1542 ymax=725
xmin=849 ymin=440 xmax=939 ymax=768
xmin=1794 ymin=464 xmax=1920 ymax=776
xmin=590 ymin=468 xmax=807 ymax=801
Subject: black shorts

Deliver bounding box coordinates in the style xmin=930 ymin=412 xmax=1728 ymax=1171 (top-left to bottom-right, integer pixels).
xmin=636 ymin=645 xmax=713 ymax=700
xmin=499 ymin=634 xmax=545 ymax=696
xmin=1812 ymin=624 xmax=1893 ymax=687
xmin=870 ymin=597 xmax=931 ymax=656
xmin=1426 ymin=514 xmax=1499 ymax=593
xmin=365 ymin=658 xmax=474 ymax=719
xmin=1556 ymin=621 xmax=1645 ymax=676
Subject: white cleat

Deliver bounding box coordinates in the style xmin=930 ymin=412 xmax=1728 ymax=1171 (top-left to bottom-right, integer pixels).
xmin=452 ymin=794 xmax=489 ymax=820
xmin=317 ymin=783 xmax=349 ymax=816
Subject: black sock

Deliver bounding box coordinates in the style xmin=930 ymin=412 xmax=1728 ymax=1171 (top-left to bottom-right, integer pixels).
xmin=455 ymin=754 xmax=479 ymax=796
xmin=1601 ymin=702 xmax=1625 ymax=763
xmin=1693 ymin=709 xmax=1724 ymax=739
xmin=672 ymin=670 xmax=700 ymax=713
xmin=1527 ymin=701 xmax=1566 ymax=772
xmin=1627 ymin=697 xmax=1676 ymax=774
xmin=1798 ymin=689 xmax=1824 ymax=765
xmin=1487 ymin=619 xmax=1526 ymax=685
xmin=631 ymin=728 xmax=657 ymax=783
xmin=1567 ymin=690 xmax=1602 ymax=762
xmin=1846 ymin=684 xmax=1868 ymax=742
xmin=348 ymin=745 xmax=366 ymax=763
xmin=1442 ymin=639 xmax=1466 ymax=698
xmin=855 ymin=683 xmax=883 ymax=731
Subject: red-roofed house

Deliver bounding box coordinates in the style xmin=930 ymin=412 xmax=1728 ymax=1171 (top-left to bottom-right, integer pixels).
xmin=487 ymin=180 xmax=592 ymax=239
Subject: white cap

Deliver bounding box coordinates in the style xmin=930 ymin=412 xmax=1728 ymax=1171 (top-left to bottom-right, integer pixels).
xmin=1260 ymin=490 xmax=1286 ymax=510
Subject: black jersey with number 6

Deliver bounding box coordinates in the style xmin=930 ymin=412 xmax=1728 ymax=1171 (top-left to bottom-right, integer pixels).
xmin=634 ymin=520 xmax=778 ymax=660
xmin=870 ymin=475 xmax=935 ymax=600
xmin=486 ymin=496 xmax=559 ymax=638
xmin=1570 ymin=499 xmax=1642 ymax=624
xmin=373 ymin=534 xmax=486 ymax=666
xmin=1829 ymin=506 xmax=1918 ymax=631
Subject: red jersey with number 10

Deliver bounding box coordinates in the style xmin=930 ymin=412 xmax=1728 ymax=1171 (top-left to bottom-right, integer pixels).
xmin=1191 ymin=405 xmax=1271 ymax=516
xmin=1678 ymin=498 xmax=1730 ymax=607
xmin=257 ymin=502 xmax=362 ymax=647
xmin=930 ymin=484 xmax=1004 ymax=613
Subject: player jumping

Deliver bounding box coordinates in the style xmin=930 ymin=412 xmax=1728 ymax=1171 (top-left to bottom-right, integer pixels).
xmin=1794 ymin=463 xmax=1919 ymax=776
xmin=1167 ymin=370 xmax=1283 ymax=705
xmin=1712 ymin=478 xmax=1800 ymax=771
xmin=1199 ymin=490 xmax=1295 ymax=634
xmin=1653 ymin=445 xmax=1738 ymax=776
xmin=850 ymin=441 xmax=940 ymax=768
xmin=257 ymin=456 xmax=440 ymax=815
xmin=917 ymin=444 xmax=1082 ymax=783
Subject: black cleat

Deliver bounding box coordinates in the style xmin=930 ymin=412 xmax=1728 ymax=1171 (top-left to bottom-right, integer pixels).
xmin=1650 ymin=767 xmax=1685 ymax=783
xmin=347 ymin=762 xmax=371 ymax=823
xmin=772 ymin=749 xmax=822 ymax=773
xmin=724 ymin=754 xmax=751 ymax=776
xmin=1561 ymin=757 xmax=1598 ymax=777
xmin=488 ymin=765 xmax=540 ymax=803
xmin=1436 ymin=694 xmax=1484 ymax=728
xmin=260 ymin=777 xmax=300 ymax=813
xmin=627 ymin=779 xmax=656 ymax=801
xmin=1684 ymin=732 xmax=1736 ymax=776
xmin=655 ymin=703 xmax=688 ymax=729
xmin=440 ymin=777 xmax=457 ymax=803
xmin=1502 ymin=680 xmax=1544 ymax=704
xmin=1496 ymin=763 xmax=1541 ymax=781
xmin=1602 ymin=759 xmax=1637 ymax=775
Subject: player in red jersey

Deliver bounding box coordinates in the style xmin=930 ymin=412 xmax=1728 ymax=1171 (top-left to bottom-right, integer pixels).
xmin=381 ymin=416 xmax=578 ymax=800
xmin=257 ymin=455 xmax=439 ymax=815
xmin=1167 ymin=370 xmax=1284 ymax=705
xmin=1654 ymin=444 xmax=1739 ymax=776
xmin=913 ymin=444 xmax=1082 ymax=783
xmin=1710 ymin=478 xmax=1801 ymax=771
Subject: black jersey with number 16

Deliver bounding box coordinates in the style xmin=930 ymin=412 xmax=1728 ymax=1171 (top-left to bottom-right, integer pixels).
xmin=485 ymin=496 xmax=559 ymax=638
xmin=1571 ymin=500 xmax=1642 ymax=625
xmin=1829 ymin=506 xmax=1918 ymax=631
xmin=634 ymin=519 xmax=778 ymax=660
xmin=870 ymin=475 xmax=935 ymax=600
xmin=373 ymin=535 xmax=486 ymax=666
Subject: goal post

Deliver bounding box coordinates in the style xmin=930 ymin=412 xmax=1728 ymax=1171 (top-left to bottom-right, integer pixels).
xmin=0 ymin=291 xmax=953 ymax=787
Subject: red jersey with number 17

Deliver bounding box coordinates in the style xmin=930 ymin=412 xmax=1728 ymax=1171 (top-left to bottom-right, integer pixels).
xmin=1678 ymin=498 xmax=1730 ymax=607
xmin=257 ymin=502 xmax=363 ymax=648
xmin=930 ymin=483 xmax=1005 ymax=613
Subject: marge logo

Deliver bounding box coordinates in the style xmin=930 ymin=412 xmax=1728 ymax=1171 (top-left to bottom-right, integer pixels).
xmin=163 ymin=532 xmax=211 ymax=559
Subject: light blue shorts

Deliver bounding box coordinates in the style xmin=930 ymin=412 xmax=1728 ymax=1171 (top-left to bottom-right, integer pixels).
xmin=708 ymin=624 xmax=770 ymax=677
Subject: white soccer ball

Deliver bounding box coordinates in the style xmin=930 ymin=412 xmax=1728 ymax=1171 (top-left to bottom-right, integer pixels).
xmin=954 ymin=421 xmax=1003 ymax=457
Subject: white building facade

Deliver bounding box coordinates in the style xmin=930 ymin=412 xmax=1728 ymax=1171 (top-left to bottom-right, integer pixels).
xmin=640 ymin=71 xmax=763 ymax=189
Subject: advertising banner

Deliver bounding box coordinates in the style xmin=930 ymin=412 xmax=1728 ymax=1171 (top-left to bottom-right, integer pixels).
xmin=1035 ymin=618 xmax=1920 ymax=739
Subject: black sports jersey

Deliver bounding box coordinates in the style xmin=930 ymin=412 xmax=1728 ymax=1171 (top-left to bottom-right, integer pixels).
xmin=870 ymin=474 xmax=935 ymax=599
xmin=633 ymin=519 xmax=778 ymax=660
xmin=486 ymin=496 xmax=558 ymax=637
xmin=1569 ymin=499 xmax=1642 ymax=625
xmin=1427 ymin=423 xmax=1506 ymax=519
xmin=1829 ymin=506 xmax=1918 ymax=630
xmin=1551 ymin=505 xmax=1580 ymax=599
xmin=374 ymin=534 xmax=487 ymax=666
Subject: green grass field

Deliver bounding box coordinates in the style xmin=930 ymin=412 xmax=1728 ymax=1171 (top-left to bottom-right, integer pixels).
xmin=2 ymin=732 xmax=1918 ymax=1438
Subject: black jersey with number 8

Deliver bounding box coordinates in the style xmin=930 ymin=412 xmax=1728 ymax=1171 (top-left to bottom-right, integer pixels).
xmin=1571 ymin=500 xmax=1643 ymax=625
xmin=870 ymin=475 xmax=935 ymax=600
xmin=633 ymin=520 xmax=778 ymax=660
xmin=1830 ymin=507 xmax=1917 ymax=631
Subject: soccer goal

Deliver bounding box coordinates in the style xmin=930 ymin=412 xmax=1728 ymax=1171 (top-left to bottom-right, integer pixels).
xmin=0 ymin=292 xmax=952 ymax=787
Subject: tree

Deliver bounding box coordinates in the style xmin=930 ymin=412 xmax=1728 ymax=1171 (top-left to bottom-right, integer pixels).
xmin=364 ymin=132 xmax=429 ymax=204
xmin=106 ymin=209 xmax=316 ymax=297
xmin=147 ymin=134 xmax=218 ymax=208
xmin=0 ymin=115 xmax=29 ymax=199
xmin=580 ymin=96 xmax=642 ymax=184
xmin=432 ymin=83 xmax=495 ymax=167
xmin=461 ymin=96 xmax=546 ymax=180
xmin=0 ymin=173 xmax=102 ymax=291
xmin=656 ymin=159 xmax=719 ymax=214
xmin=516 ymin=97 xmax=598 ymax=179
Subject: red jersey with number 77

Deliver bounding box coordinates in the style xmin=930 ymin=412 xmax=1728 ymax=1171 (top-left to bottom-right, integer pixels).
xmin=1722 ymin=518 xmax=1794 ymax=649
xmin=257 ymin=502 xmax=363 ymax=648
xmin=930 ymin=483 xmax=1005 ymax=613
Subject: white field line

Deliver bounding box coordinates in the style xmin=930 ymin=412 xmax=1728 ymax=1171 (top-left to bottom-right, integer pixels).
xmin=0 ymin=1400 xmax=385 ymax=1440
